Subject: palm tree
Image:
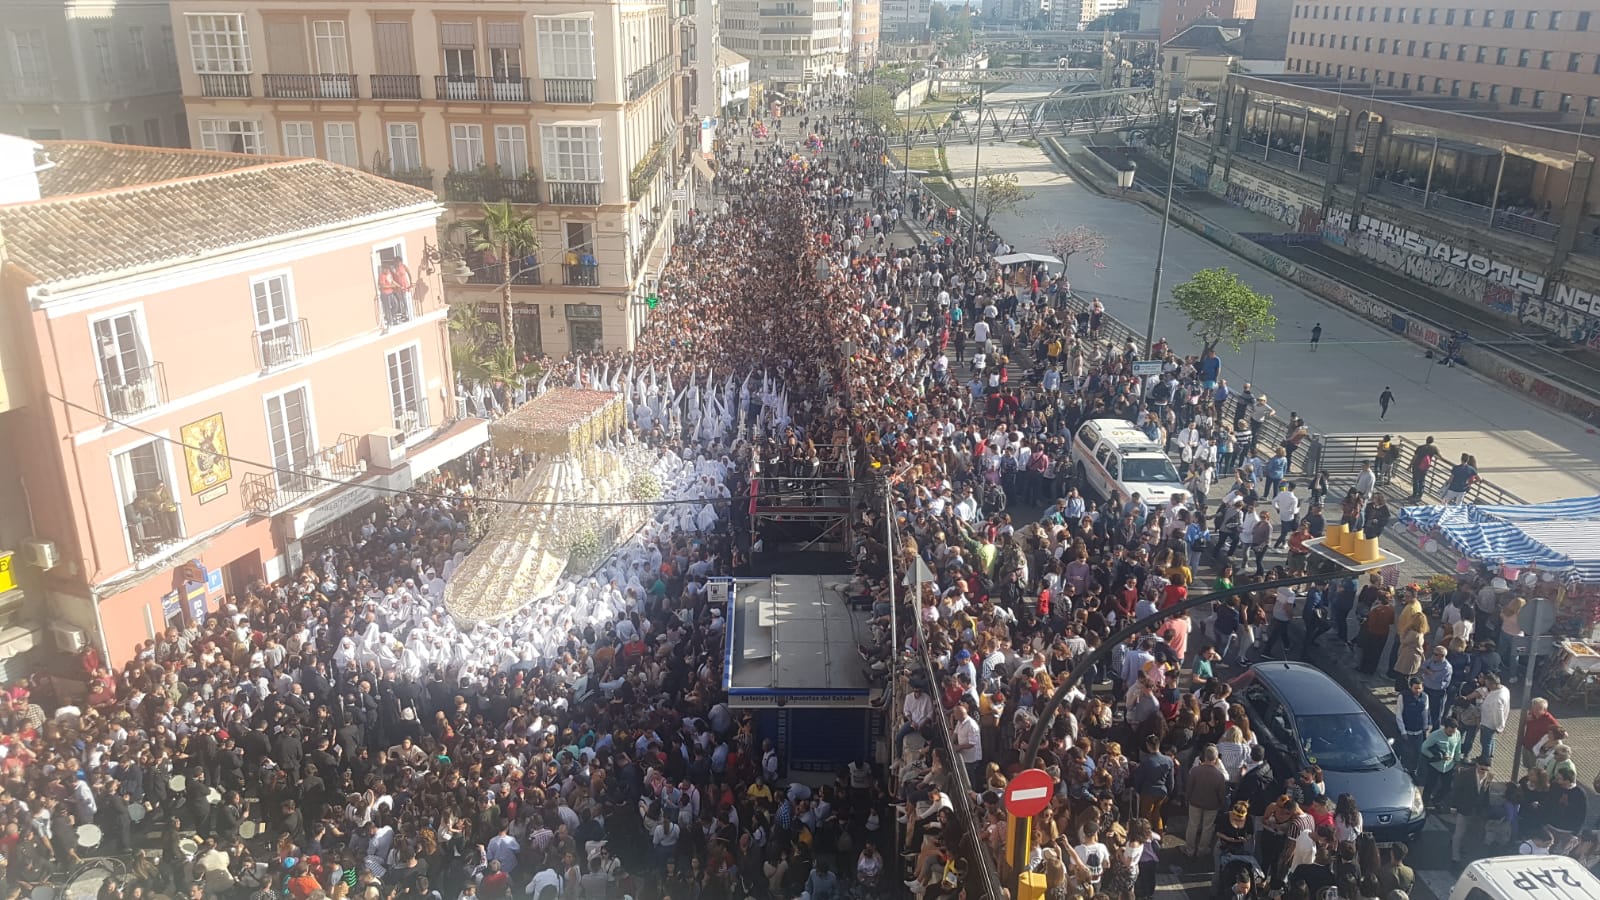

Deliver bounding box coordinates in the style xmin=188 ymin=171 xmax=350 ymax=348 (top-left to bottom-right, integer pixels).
xmin=448 ymin=303 xmax=540 ymax=385
xmin=465 ymin=200 xmax=539 ymax=353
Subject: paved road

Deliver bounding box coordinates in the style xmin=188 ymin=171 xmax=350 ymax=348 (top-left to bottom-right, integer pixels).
xmin=939 ymin=133 xmax=1600 ymax=505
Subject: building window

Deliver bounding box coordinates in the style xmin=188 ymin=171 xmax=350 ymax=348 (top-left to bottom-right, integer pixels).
xmin=494 ymin=124 xmax=529 ymax=175
xmin=1509 ymin=86 xmax=1522 ymax=104
xmin=1548 ymin=10 xmax=1561 ymax=29
xmin=1470 ymin=82 xmax=1481 ymax=98
xmin=1502 ymin=10 xmax=1514 ymax=26
xmin=92 ymin=311 xmax=151 ymax=400
xmin=487 ymin=22 xmax=523 ymax=80
xmin=251 ymin=273 xmax=296 ymax=344
xmin=312 ymin=20 xmax=349 ymax=73
xmin=1476 ymin=46 xmax=1487 ymax=62
xmin=1524 ymin=10 xmax=1536 ymax=27
xmin=1423 ymin=41 xmax=1432 ymax=57
xmin=441 ymin=23 xmax=477 ymax=82
xmin=534 ymin=17 xmax=596 ymax=79
xmin=1464 ymin=9 xmax=1474 ymax=25
xmin=1569 ymin=53 xmax=1582 ymax=72
xmin=1560 ymin=94 xmax=1574 ymax=112
xmin=1532 ymin=90 xmax=1544 ymax=108
xmin=1517 ymin=48 xmax=1530 ymax=66
xmin=1496 ymin=47 xmax=1507 ymax=64
xmin=386 ymin=346 xmax=427 ymax=435
xmin=540 ymin=123 xmax=602 ymax=182
xmin=1539 ymin=50 xmax=1553 ymax=69
xmin=1489 ymin=84 xmax=1500 ymax=101
xmin=161 ymin=26 xmax=176 ymax=67
xmin=1401 ymin=73 xmax=1411 ymax=88
xmin=387 ymin=123 xmax=422 ymax=170
xmin=116 ymin=440 xmax=183 ymax=552
xmin=1451 ymin=80 xmax=1460 ymax=96
xmin=1589 ymin=97 xmax=1600 ymax=116
xmin=1427 ymin=7 xmax=1437 ymax=23
xmin=144 ymin=118 xmax=161 ymax=145
xmin=185 ymin=14 xmax=251 ymax=73
xmin=264 ymin=387 xmax=315 ymax=490
xmin=1457 ymin=45 xmax=1467 ymax=61
xmin=282 ymin=121 xmax=315 ymax=157
xmin=108 ymin=123 xmax=131 ymax=144
xmin=93 ymin=28 xmax=115 ymax=81
xmin=1406 ymin=40 xmax=1416 ymax=56
xmin=450 ymin=123 xmax=484 ymax=169
xmin=1445 ymin=8 xmax=1455 ymax=24
xmin=324 ymin=122 xmax=357 ymax=165
xmin=128 ymin=26 xmax=149 ymax=75
xmin=1382 ymin=7 xmax=1391 ymax=20
xmin=1578 ymin=11 xmax=1591 ymax=30
xmin=1379 ymin=38 xmax=1387 ymax=52
xmin=197 ymin=118 xmax=262 ymax=153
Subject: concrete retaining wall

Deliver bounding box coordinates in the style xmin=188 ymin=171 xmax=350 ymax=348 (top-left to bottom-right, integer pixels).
xmin=1053 ymin=137 xmax=1600 ymax=424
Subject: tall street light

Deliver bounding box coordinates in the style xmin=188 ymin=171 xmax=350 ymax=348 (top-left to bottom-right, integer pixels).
xmin=1143 ymin=90 xmax=1182 ymax=358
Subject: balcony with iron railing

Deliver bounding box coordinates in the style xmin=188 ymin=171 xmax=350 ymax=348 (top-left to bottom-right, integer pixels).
xmin=629 ymin=136 xmax=676 ymax=201
xmin=199 ymin=73 xmax=251 ymax=97
xmin=443 ymin=169 xmax=541 ymax=204
xmin=466 ymin=260 xmax=543 ymax=286
xmin=240 ymin=434 xmax=363 ymax=515
xmin=393 ymin=397 xmax=432 ymax=439
xmin=96 ymin=363 xmax=167 ymax=419
xmin=125 ymin=489 xmax=183 ymax=561
xmin=631 ymin=207 xmax=670 ymax=276
xmin=626 ymin=57 xmax=675 ymax=101
xmin=366 ymin=165 xmax=434 ymax=190
xmin=252 ymin=319 xmax=311 ymax=370
xmin=564 ymin=262 xmax=600 ymax=286
xmin=3 ymin=77 xmax=54 ymax=101
xmin=436 ymin=75 xmax=530 ymax=102
xmin=544 ymin=78 xmax=595 ymax=103
xmin=547 ymin=181 xmax=603 ymax=205
xmin=262 ymin=73 xmax=358 ymax=99
xmin=759 ymin=6 xmax=807 ymax=13
xmin=370 ymin=74 xmax=422 ymax=99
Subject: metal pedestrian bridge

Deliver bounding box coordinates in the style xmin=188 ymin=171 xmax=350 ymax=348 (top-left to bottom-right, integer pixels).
xmin=894 ymin=87 xmax=1157 ymax=144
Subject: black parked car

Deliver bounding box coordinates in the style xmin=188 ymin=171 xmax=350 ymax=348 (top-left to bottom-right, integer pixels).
xmin=1231 ymin=661 xmax=1426 ymax=843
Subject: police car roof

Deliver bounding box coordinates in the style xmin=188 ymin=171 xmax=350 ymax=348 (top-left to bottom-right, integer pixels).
xmin=1084 ymin=419 xmax=1162 ymax=450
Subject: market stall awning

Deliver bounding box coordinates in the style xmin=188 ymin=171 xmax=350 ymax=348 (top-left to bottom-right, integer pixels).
xmin=1398 ymin=495 xmax=1600 ymax=583
xmin=994 ymin=252 xmax=1062 ymax=266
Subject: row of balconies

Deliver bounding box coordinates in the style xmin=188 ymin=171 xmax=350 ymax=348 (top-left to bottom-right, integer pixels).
xmin=197 ymin=72 xmax=602 ymax=105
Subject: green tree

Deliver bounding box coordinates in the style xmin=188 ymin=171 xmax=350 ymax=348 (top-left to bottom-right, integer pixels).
xmin=853 ymin=85 xmax=901 ymax=133
xmin=1170 ymin=267 xmax=1277 ymax=355
xmin=448 ymin=304 xmax=540 ymax=384
xmin=465 ymin=200 xmax=539 ymax=352
xmin=972 ymin=172 xmax=1031 ymax=228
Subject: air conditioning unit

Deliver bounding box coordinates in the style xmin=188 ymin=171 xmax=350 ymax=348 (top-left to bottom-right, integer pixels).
xmin=366 ymin=427 xmax=407 ymax=469
xmin=20 ymin=538 xmax=57 ymax=570
xmin=261 ymin=335 xmax=297 ymax=367
xmin=49 ymin=621 xmax=85 ymax=653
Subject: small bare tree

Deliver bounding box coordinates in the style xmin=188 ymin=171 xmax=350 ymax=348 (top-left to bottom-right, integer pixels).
xmin=1042 ymin=224 xmax=1107 ymax=276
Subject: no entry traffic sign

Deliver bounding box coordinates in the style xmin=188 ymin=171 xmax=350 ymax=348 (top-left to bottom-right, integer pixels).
xmin=1004 ymin=767 xmax=1055 ymax=818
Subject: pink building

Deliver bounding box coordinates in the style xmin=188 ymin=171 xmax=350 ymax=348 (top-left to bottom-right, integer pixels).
xmin=0 ymin=138 xmax=487 ymax=667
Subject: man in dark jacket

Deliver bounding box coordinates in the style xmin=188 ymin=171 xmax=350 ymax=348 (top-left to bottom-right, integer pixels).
xmin=1132 ymin=734 xmax=1175 ymax=831
xmin=1451 ymin=756 xmax=1494 ymax=864
xmin=1231 ymin=746 xmax=1278 ymax=818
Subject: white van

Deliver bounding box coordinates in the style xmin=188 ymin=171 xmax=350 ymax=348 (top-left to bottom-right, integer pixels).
xmin=1450 ymin=856 xmax=1600 ymax=900
xmin=1069 ymin=418 xmax=1184 ymax=508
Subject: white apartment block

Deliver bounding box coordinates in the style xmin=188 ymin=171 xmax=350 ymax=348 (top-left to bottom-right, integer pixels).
xmin=3 ymin=0 xmax=188 ymax=146
xmin=879 ymin=0 xmax=932 ymax=43
xmin=721 ymin=0 xmax=848 ymax=91
xmin=167 ymin=0 xmax=703 ymax=357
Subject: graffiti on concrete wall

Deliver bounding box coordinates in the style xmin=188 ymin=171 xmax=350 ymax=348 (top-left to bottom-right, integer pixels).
xmin=1349 ymin=214 xmax=1547 ymax=294
xmin=1222 ymin=171 xmax=1324 ymax=233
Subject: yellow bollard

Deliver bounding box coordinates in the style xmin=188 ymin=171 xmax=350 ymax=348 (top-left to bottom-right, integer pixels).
xmin=1326 ymin=523 xmax=1349 ymax=553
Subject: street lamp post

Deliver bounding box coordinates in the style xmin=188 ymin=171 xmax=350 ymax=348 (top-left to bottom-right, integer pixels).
xmin=1143 ymin=93 xmax=1182 ymax=358
xmin=968 ymin=83 xmax=985 ymax=251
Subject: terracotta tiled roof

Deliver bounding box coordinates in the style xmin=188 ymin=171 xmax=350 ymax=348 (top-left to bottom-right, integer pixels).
xmin=0 ymin=144 xmax=438 ymax=288
xmin=35 ymin=141 xmax=265 ymax=197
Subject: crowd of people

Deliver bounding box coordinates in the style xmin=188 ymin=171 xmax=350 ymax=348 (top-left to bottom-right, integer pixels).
xmin=5 ymin=87 xmax=1599 ymax=900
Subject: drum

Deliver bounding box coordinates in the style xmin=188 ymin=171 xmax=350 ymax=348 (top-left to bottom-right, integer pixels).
xmin=76 ymin=824 xmax=102 ymax=849
xmin=168 ymin=775 xmax=186 ymax=792
xmin=31 ymin=885 xmax=53 ymax=900
xmin=179 ymin=837 xmax=199 ymax=857
xmin=239 ymin=820 xmax=260 ymax=840
xmin=128 ymin=802 xmax=147 ymax=823
xmin=206 ymin=788 xmax=222 ymax=805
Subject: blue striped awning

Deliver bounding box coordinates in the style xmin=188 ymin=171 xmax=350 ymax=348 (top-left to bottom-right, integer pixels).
xmin=1398 ymin=496 xmax=1600 ymax=584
